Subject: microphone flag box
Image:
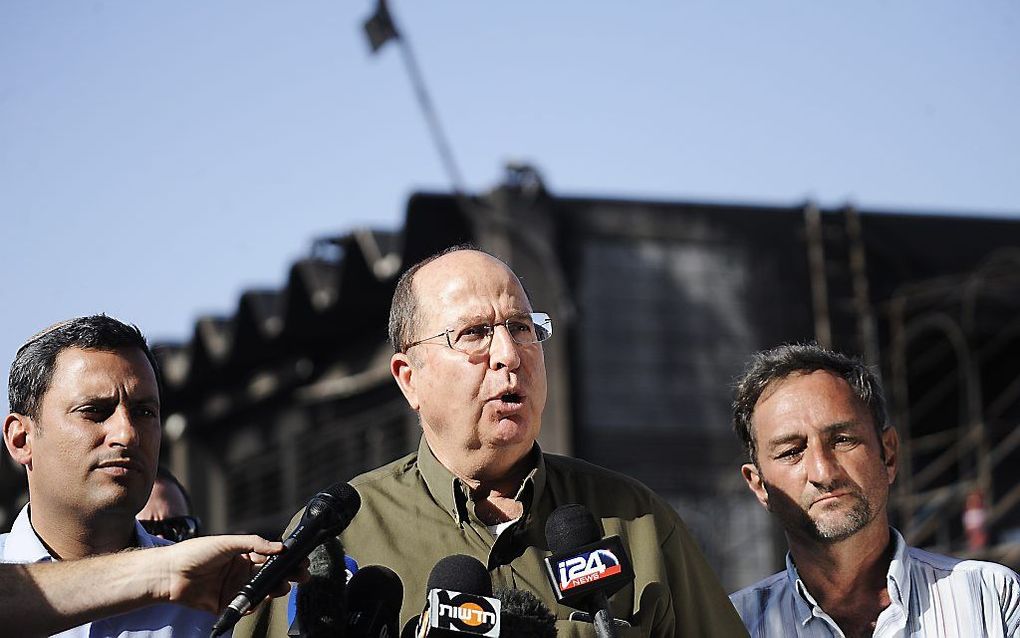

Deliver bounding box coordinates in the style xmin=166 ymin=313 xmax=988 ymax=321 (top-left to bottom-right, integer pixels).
xmin=426 ymin=588 xmax=502 ymax=636
xmin=543 ymin=535 xmax=634 ymax=603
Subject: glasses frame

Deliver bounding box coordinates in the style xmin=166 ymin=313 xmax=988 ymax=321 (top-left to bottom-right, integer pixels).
xmin=403 ymin=312 xmax=552 ymax=355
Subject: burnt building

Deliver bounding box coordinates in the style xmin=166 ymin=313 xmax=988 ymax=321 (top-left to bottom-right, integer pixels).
xmin=2 ymin=167 xmax=1018 ymax=590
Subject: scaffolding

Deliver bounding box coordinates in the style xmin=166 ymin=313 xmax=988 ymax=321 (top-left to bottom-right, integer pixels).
xmin=805 ymin=206 xmax=1020 ymax=564
xmin=886 ymin=249 xmax=1020 ymax=565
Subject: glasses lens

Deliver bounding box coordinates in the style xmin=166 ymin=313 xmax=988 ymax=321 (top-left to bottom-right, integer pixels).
xmin=140 ymin=516 xmax=200 ymax=542
xmin=529 ymin=313 xmax=553 ymax=342
xmin=451 ymin=324 xmax=492 ymax=355
xmin=449 ymin=313 xmax=553 ymax=354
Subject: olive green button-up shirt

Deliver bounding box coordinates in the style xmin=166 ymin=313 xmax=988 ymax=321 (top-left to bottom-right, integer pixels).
xmin=236 ymin=438 xmax=747 ymax=637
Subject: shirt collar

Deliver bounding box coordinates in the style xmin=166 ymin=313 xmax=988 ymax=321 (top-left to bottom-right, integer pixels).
xmin=2 ymin=503 xmax=162 ymax=562
xmin=416 ymin=436 xmax=545 ymax=526
xmin=785 ymin=552 xmax=819 ymax=627
xmin=785 ymin=526 xmax=908 ymax=626
xmin=3 ymin=505 xmax=52 ymax=563
xmin=885 ymin=527 xmax=910 ymax=608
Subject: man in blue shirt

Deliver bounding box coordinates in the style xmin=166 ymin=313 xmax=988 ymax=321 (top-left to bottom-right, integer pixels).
xmin=1 ymin=314 xmax=218 ymax=637
xmin=729 ymin=343 xmax=1020 ymax=637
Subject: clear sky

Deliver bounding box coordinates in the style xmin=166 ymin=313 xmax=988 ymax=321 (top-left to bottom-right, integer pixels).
xmin=1 ymin=2 xmax=1018 ymax=415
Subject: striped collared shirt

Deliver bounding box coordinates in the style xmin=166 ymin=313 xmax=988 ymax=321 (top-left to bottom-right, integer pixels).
xmin=730 ymin=528 xmax=1020 ymax=637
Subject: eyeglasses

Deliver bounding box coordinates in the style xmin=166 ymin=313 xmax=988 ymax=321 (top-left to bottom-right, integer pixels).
xmin=403 ymin=312 xmax=553 ymax=356
xmin=139 ymin=515 xmax=201 ymax=542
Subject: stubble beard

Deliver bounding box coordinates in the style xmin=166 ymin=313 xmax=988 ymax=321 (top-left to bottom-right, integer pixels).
xmin=805 ymin=493 xmax=874 ymax=542
xmin=764 ymin=478 xmax=878 ymax=544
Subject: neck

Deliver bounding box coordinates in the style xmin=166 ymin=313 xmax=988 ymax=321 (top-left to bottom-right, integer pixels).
xmin=28 ymin=501 xmax=137 ymax=561
xmin=788 ymin=521 xmax=893 ymax=629
xmin=432 ymin=444 xmax=536 ymax=525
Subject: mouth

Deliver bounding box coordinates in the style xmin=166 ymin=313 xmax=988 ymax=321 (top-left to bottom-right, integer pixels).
xmin=95 ymin=458 xmax=145 ymax=475
xmin=488 ymin=390 xmax=525 ymax=413
xmin=812 ymin=491 xmax=852 ymax=507
xmin=499 ymin=391 xmax=523 ymax=405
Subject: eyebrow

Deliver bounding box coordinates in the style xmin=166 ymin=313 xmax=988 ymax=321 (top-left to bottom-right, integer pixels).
xmin=765 ymin=420 xmax=861 ymax=450
xmin=453 ymin=311 xmax=531 ymax=326
xmin=73 ymin=391 xmax=160 ymax=407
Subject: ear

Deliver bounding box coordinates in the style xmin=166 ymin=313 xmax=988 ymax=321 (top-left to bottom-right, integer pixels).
xmin=4 ymin=413 xmax=33 ymax=468
xmin=881 ymin=426 xmax=899 ymax=485
xmin=741 ymin=463 xmax=771 ymax=511
xmin=390 ymin=352 xmax=420 ymax=411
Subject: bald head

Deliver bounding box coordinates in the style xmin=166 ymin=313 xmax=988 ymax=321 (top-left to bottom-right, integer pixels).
xmin=389 ymin=247 xmax=529 ymax=353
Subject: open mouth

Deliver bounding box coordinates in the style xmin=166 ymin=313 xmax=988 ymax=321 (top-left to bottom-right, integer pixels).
xmin=500 ymin=392 xmax=523 ymax=405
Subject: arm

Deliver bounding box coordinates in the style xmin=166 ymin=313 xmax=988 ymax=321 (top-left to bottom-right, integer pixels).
xmin=662 ymin=519 xmax=749 ymax=637
xmin=1 ymin=534 xmax=300 ymax=637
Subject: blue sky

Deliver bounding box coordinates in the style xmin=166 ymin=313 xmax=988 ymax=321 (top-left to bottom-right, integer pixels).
xmin=1 ymin=2 xmax=1018 ymax=415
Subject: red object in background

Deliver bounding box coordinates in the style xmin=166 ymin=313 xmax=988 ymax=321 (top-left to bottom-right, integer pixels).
xmin=964 ymin=489 xmax=989 ymax=551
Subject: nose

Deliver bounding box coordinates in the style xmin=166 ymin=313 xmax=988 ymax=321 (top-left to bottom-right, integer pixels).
xmin=106 ymin=406 xmax=141 ymax=448
xmin=488 ymin=322 xmax=522 ymax=371
xmin=805 ymin=445 xmax=844 ymax=489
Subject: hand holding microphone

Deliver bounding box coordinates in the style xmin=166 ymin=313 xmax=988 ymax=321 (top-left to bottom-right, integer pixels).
xmin=211 ymin=481 xmax=362 ymax=637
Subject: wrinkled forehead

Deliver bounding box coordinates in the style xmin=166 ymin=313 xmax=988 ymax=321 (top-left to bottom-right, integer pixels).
xmin=414 ymin=252 xmax=532 ymax=324
xmin=751 ymin=370 xmax=869 ymax=437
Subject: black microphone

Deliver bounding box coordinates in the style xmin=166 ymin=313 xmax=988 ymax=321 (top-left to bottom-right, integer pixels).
xmin=292 ymin=538 xmax=348 ymax=637
xmin=399 ymin=618 xmax=419 ymax=638
xmin=346 ymin=565 xmax=403 ymax=637
xmin=419 ymin=554 xmax=501 ymax=637
xmin=494 ymin=588 xmax=557 ymax=638
xmin=543 ymin=504 xmax=634 ymax=638
xmin=211 ymin=482 xmax=362 ymax=637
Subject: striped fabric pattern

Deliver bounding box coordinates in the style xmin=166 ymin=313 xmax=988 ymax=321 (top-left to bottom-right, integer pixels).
xmin=729 ymin=528 xmax=1020 ymax=637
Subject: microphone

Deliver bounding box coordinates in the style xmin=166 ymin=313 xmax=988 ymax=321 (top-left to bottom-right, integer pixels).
xmin=542 ymin=504 xmax=634 ymax=638
xmin=494 ymin=588 xmax=557 ymax=638
xmin=419 ymin=554 xmax=501 ymax=637
xmin=399 ymin=618 xmax=419 ymax=638
xmin=211 ymin=482 xmax=362 ymax=637
xmin=346 ymin=565 xmax=403 ymax=637
xmin=287 ymin=551 xmax=360 ymax=635
xmin=292 ymin=538 xmax=348 ymax=637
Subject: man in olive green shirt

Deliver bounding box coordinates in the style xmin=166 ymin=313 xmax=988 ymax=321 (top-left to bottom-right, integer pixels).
xmin=237 ymin=248 xmax=745 ymax=637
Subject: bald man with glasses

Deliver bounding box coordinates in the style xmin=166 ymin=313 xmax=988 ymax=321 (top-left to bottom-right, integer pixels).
xmin=237 ymin=247 xmax=745 ymax=638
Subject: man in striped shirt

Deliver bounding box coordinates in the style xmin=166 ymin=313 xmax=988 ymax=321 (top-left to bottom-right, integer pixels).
xmin=728 ymin=343 xmax=1020 ymax=637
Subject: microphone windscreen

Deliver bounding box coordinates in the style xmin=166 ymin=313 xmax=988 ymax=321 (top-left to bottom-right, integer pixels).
xmin=295 ymin=538 xmax=347 ymax=637
xmin=346 ymin=564 xmax=403 ymax=635
xmin=400 ymin=617 xmax=420 ymax=638
xmin=426 ymin=554 xmax=492 ymax=597
xmin=495 ymin=588 xmax=558 ymax=638
xmin=544 ymin=504 xmax=600 ymax=553
xmin=312 ymin=481 xmax=362 ymax=533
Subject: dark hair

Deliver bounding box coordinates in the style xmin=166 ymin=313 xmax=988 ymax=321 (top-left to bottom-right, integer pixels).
xmin=155 ymin=465 xmax=193 ymax=514
xmin=387 ymin=244 xmax=483 ymax=353
xmin=8 ymin=314 xmax=162 ymax=418
xmin=732 ymin=343 xmax=888 ymax=464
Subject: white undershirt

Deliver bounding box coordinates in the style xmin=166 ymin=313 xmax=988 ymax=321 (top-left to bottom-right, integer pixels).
xmin=486 ymin=518 xmax=519 ymax=538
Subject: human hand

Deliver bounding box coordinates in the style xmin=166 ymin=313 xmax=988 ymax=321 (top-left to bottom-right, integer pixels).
xmin=154 ymin=535 xmax=309 ymax=613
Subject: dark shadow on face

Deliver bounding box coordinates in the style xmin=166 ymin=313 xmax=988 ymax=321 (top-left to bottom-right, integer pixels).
xmin=760 ymin=476 xmax=875 ymax=545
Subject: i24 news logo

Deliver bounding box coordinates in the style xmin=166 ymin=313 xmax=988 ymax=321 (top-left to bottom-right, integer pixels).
xmin=556 ymin=549 xmax=622 ymax=591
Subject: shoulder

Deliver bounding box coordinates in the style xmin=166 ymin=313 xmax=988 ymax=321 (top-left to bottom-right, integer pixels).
xmin=542 ymin=453 xmax=685 ymax=541
xmin=728 ymin=571 xmax=789 ymax=614
xmin=908 ymin=545 xmax=1020 ymax=588
xmin=348 ymin=450 xmax=419 ymax=494
xmin=543 ymin=453 xmax=664 ymax=503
